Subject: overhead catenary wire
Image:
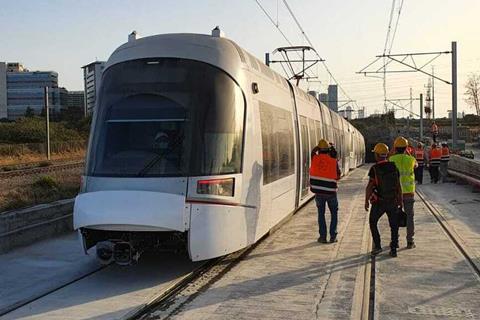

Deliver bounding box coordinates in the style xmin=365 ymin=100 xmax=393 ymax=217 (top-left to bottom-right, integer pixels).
xmin=253 ymin=0 xmax=316 ymax=79
xmin=280 ymin=0 xmax=359 ymax=110
xmin=388 ymin=0 xmax=405 ymax=54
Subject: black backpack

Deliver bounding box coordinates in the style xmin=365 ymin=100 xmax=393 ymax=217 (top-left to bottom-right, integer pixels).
xmin=372 ymin=163 xmax=400 ymax=201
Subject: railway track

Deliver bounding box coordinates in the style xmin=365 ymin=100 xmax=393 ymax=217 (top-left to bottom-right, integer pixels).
xmin=359 ymin=189 xmax=480 ymax=320
xmin=0 ymin=160 xmax=84 ymax=179
xmin=0 ymin=238 xmax=260 ymax=320
xmin=417 ymin=189 xmax=480 ymax=276
xmin=0 ymin=264 xmax=107 ymax=317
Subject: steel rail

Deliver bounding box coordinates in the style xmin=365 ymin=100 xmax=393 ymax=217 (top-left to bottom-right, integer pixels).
xmin=0 ymin=264 xmax=107 ymax=317
xmin=416 ymin=189 xmax=480 ymax=277
xmin=0 ymin=161 xmax=84 ymax=179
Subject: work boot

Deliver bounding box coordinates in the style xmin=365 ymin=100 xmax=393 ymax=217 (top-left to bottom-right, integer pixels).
xmin=407 ymin=241 xmax=416 ymax=249
xmin=389 ymin=248 xmax=397 ymax=257
xmin=371 ymin=247 xmax=382 ymax=256
xmin=330 ymin=234 xmax=338 ymax=243
xmin=317 ymin=236 xmax=327 ymax=244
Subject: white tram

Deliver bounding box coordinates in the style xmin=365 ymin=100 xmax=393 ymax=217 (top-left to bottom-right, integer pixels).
xmin=74 ymin=31 xmax=365 ymax=264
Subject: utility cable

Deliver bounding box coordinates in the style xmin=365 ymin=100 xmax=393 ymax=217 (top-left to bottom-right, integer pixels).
xmin=253 ymin=0 xmax=316 ymax=81
xmin=388 ymin=0 xmax=405 ymax=54
xmin=281 ymin=0 xmax=359 ymax=110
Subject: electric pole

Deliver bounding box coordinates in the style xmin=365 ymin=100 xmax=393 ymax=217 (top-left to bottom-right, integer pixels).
xmin=432 ymin=66 xmax=436 ymax=120
xmin=44 ymin=87 xmax=51 ymax=160
xmin=420 ymin=93 xmax=423 ymax=141
xmin=408 ymin=88 xmax=412 ymax=137
xmin=451 ymin=41 xmax=458 ymax=149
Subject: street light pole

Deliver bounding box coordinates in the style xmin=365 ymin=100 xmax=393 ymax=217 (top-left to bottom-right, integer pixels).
xmin=44 ymin=86 xmax=51 ymax=160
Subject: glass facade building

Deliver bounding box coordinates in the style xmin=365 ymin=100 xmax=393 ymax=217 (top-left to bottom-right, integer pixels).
xmin=6 ymin=70 xmax=61 ymax=119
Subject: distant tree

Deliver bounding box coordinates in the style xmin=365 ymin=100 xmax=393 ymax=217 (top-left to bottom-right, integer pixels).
xmin=465 ymin=73 xmax=480 ymax=116
xmin=24 ymin=107 xmax=35 ymax=118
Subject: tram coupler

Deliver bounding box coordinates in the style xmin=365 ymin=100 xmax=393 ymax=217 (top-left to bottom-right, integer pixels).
xmin=96 ymin=240 xmax=141 ymax=265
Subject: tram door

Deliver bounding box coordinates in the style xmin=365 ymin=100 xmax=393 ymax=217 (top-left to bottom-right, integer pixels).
xmin=299 ymin=116 xmax=310 ymax=198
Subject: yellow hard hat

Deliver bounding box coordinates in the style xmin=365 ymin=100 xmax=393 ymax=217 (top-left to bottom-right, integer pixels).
xmin=372 ymin=143 xmax=389 ymax=155
xmin=318 ymin=139 xmax=329 ymax=149
xmin=394 ymin=136 xmax=408 ymax=148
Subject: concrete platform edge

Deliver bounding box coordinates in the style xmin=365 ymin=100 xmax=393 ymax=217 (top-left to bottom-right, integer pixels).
xmin=0 ymin=198 xmax=74 ymax=253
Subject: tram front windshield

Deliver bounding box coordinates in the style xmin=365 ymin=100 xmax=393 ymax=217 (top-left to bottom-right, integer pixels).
xmin=87 ymin=58 xmax=245 ymax=177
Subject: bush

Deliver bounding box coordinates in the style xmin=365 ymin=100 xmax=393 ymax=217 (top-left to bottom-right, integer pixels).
xmin=0 ymin=117 xmax=83 ymax=144
xmin=32 ymin=175 xmax=58 ymax=190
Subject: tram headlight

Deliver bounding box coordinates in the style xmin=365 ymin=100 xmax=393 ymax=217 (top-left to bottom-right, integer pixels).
xmin=197 ymin=178 xmax=235 ymax=197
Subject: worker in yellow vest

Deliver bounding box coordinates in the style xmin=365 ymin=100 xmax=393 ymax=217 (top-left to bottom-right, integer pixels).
xmin=390 ymin=136 xmax=418 ymax=249
xmin=414 ymin=143 xmax=425 ymax=184
xmin=310 ymin=139 xmax=341 ymax=244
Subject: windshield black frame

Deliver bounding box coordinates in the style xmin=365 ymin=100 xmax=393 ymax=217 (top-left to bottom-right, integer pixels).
xmin=86 ymin=58 xmax=246 ymax=178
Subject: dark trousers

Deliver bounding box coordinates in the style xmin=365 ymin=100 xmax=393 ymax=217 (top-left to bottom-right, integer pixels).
xmin=369 ymin=201 xmax=399 ymax=249
xmin=403 ymin=196 xmax=415 ymax=242
xmin=430 ymin=165 xmax=440 ymax=183
xmin=414 ymin=165 xmax=424 ymax=184
xmin=315 ymin=193 xmax=338 ymax=238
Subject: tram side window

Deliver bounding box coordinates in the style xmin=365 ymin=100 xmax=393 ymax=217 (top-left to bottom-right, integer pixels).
xmin=315 ymin=120 xmax=322 ymax=142
xmin=308 ymin=119 xmax=317 ymax=150
xmin=259 ymin=102 xmax=295 ymax=185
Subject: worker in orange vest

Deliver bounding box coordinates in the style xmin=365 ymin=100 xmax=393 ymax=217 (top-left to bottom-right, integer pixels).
xmin=428 ymin=143 xmax=442 ymax=183
xmin=431 ymin=121 xmax=439 ymax=143
xmin=440 ymin=142 xmax=450 ymax=182
xmin=414 ymin=143 xmax=425 ymax=184
xmin=310 ymin=139 xmax=341 ymax=244
xmin=406 ymin=142 xmax=415 ymax=156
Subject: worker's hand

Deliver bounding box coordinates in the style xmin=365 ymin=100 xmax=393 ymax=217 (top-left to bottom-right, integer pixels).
xmin=396 ymin=197 xmax=403 ymax=209
xmin=364 ymin=200 xmax=370 ymax=212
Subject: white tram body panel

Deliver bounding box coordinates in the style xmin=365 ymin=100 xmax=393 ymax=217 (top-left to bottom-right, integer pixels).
xmin=74 ymin=32 xmax=365 ymax=263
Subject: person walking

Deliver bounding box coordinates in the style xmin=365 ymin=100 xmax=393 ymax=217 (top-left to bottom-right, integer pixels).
xmin=440 ymin=142 xmax=450 ymax=182
xmin=390 ymin=136 xmax=418 ymax=249
xmin=310 ymin=139 xmax=341 ymax=244
xmin=431 ymin=121 xmax=439 ymax=143
xmin=429 ymin=143 xmax=441 ymax=184
xmin=365 ymin=143 xmax=402 ymax=257
xmin=414 ymin=143 xmax=425 ymax=184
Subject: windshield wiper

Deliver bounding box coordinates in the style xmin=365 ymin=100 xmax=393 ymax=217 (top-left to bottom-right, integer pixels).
xmin=136 ymin=134 xmax=184 ymax=177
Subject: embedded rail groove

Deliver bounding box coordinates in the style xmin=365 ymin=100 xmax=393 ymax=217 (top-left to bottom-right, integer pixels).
xmin=0 ymin=161 xmax=84 ymax=179
xmin=0 ymin=264 xmax=107 ymax=317
xmin=416 ymin=190 xmax=480 ymax=277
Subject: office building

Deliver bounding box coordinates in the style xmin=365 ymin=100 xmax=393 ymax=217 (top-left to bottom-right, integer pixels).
xmin=339 ymin=106 xmax=353 ymax=120
xmin=0 ymin=62 xmax=61 ymax=119
xmin=64 ymin=90 xmax=85 ymax=109
xmin=0 ymin=63 xmax=7 ymax=119
xmin=319 ymin=93 xmax=328 ymax=106
xmin=327 ymin=85 xmax=338 ymax=112
xmin=82 ymin=61 xmax=105 ymax=115
xmin=447 ymin=110 xmax=464 ymax=119
xmin=357 ymin=107 xmax=365 ymax=119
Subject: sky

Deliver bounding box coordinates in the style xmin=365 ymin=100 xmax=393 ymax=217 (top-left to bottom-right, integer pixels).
xmin=1 ymin=0 xmax=479 ymax=118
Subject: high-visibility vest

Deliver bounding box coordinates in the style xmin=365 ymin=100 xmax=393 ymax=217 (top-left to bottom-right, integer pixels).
xmin=441 ymin=147 xmax=450 ymax=162
xmin=390 ymin=154 xmax=416 ymax=194
xmin=415 ymin=149 xmax=424 ymax=166
xmin=310 ymin=154 xmax=338 ymax=193
xmin=430 ymin=148 xmax=442 ymax=166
